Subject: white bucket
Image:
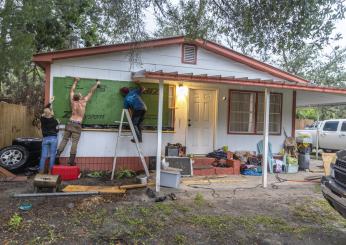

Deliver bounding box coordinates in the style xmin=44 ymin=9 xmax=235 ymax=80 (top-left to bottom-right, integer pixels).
xmin=137 ymin=175 xmax=147 ymax=185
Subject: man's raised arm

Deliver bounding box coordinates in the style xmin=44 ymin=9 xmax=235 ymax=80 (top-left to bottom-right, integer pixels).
xmin=134 ymin=80 xmax=145 ymax=93
xmin=70 ymin=77 xmax=79 ymax=102
xmin=84 ymin=80 xmax=101 ymax=101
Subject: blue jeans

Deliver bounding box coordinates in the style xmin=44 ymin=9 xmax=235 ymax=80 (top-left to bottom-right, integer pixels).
xmin=39 ymin=136 xmax=58 ymax=172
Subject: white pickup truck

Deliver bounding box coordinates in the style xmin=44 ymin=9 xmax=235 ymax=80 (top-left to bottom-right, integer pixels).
xmin=296 ymin=119 xmax=346 ymax=151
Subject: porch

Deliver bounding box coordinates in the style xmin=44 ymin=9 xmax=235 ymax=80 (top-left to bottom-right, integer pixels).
xmin=134 ymin=70 xmax=346 ymax=191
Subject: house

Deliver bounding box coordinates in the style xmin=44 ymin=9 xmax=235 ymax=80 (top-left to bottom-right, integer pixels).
xmin=33 ymin=36 xmax=346 ymax=189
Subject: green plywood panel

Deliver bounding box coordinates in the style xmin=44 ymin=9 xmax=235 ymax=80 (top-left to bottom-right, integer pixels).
xmin=52 ymin=77 xmax=170 ymax=127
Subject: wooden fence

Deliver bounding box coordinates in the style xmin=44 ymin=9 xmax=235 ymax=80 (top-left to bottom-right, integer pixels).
xmin=295 ymin=119 xmax=314 ymax=130
xmin=0 ymin=102 xmax=41 ymax=148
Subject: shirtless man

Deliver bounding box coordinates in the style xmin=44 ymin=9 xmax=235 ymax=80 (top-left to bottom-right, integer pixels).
xmin=56 ymin=77 xmax=100 ymax=165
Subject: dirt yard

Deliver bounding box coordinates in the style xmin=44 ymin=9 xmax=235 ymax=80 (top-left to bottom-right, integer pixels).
xmin=1 ymin=170 xmax=346 ymax=245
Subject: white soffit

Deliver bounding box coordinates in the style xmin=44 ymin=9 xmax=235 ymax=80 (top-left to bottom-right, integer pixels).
xmin=297 ymin=90 xmax=346 ymax=107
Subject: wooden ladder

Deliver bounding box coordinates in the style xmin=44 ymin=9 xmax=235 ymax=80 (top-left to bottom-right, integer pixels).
xmin=111 ymin=109 xmax=149 ymax=180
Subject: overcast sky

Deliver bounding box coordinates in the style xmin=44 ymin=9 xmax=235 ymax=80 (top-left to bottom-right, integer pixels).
xmin=332 ymin=18 xmax=346 ymax=49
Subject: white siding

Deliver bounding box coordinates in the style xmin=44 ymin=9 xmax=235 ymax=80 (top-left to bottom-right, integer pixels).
xmin=51 ymin=44 xmax=293 ymax=157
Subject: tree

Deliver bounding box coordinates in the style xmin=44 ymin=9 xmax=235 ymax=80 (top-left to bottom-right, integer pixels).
xmin=0 ymin=0 xmax=152 ymax=112
xmin=154 ymin=1 xmax=345 ymax=57
xmin=1 ymin=0 xmax=346 ymax=118
xmin=155 ymin=0 xmax=217 ymax=40
xmin=279 ymin=45 xmax=346 ymax=86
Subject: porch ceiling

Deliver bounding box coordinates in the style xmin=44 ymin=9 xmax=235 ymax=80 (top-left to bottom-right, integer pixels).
xmin=297 ymin=90 xmax=346 ymax=107
xmin=132 ymin=70 xmax=346 ymax=96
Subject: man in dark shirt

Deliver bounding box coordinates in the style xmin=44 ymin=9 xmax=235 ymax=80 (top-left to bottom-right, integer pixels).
xmin=120 ymin=86 xmax=147 ymax=143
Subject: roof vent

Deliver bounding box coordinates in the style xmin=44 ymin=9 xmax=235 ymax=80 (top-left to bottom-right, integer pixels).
xmin=182 ymin=44 xmax=197 ymax=64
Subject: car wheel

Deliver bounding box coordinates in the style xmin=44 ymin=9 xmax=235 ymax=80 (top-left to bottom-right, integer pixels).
xmin=0 ymin=145 xmax=29 ymax=171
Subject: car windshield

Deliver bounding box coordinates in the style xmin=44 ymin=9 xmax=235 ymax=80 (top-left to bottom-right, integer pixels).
xmin=305 ymin=121 xmax=320 ymax=129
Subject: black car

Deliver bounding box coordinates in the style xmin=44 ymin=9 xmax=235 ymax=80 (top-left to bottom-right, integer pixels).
xmin=0 ymin=137 xmax=42 ymax=172
xmin=321 ymin=150 xmax=346 ymax=218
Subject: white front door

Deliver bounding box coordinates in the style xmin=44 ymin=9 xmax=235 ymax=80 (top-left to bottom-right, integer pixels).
xmin=187 ymin=89 xmax=216 ymax=154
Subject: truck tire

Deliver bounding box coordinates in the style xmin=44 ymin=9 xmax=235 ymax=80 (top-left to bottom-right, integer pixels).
xmin=0 ymin=145 xmax=29 ymax=171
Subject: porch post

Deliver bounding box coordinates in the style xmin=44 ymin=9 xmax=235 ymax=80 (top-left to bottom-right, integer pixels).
xmin=316 ymin=109 xmax=320 ymax=160
xmin=262 ymin=88 xmax=270 ymax=188
xmin=156 ymin=79 xmax=164 ymax=192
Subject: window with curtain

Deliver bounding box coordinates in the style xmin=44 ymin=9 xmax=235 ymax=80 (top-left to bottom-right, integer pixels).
xmin=228 ymin=90 xmax=282 ymax=135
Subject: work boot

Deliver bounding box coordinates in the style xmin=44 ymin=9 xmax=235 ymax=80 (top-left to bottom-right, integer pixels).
xmin=68 ymin=154 xmax=76 ymax=166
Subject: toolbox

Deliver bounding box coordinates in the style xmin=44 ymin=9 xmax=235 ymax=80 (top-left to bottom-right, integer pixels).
xmin=52 ymin=165 xmax=80 ymax=180
xmin=33 ymin=174 xmax=61 ymax=192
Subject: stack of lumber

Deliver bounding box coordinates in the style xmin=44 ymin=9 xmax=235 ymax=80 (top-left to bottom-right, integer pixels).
xmin=0 ymin=167 xmax=27 ymax=182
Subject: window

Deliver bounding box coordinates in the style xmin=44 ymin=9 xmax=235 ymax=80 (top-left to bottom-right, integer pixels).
xmin=341 ymin=122 xmax=346 ymax=132
xmin=182 ymin=44 xmax=197 ymax=64
xmin=228 ymin=90 xmax=282 ymax=134
xmin=229 ymin=91 xmax=256 ymax=133
xmin=323 ymin=121 xmax=339 ymax=132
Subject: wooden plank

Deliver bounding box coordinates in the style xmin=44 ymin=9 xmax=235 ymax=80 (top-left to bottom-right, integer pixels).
xmin=0 ymin=176 xmax=28 ymax=182
xmin=119 ymin=182 xmax=154 ymax=189
xmin=0 ymin=166 xmax=16 ymax=177
xmin=63 ymin=185 xmax=126 ymax=194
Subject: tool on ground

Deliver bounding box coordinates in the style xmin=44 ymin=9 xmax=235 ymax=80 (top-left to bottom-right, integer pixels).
xmin=13 ymin=191 xmax=99 ymax=198
xmin=111 ymin=109 xmax=149 ymax=180
xmin=33 ymin=174 xmax=61 ymax=192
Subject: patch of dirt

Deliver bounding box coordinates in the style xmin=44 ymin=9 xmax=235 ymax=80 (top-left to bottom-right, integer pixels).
xmin=1 ymin=179 xmax=345 ymax=245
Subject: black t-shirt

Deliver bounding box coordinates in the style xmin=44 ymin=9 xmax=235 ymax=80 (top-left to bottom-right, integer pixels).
xmin=40 ymin=116 xmax=59 ymax=137
xmin=41 ymin=103 xmax=59 ymax=137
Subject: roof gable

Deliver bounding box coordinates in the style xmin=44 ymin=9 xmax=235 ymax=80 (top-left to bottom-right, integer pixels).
xmin=33 ymin=36 xmax=309 ymax=84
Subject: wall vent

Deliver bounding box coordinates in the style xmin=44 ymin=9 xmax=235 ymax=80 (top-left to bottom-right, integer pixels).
xmin=182 ymin=44 xmax=197 ymax=64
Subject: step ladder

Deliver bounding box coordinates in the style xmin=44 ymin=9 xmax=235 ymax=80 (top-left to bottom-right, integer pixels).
xmin=111 ymin=109 xmax=149 ymax=180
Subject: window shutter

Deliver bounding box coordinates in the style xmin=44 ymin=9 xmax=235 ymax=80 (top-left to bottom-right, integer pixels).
xmin=182 ymin=44 xmax=197 ymax=64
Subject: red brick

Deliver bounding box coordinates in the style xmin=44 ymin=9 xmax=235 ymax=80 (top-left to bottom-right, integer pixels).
xmin=193 ymin=157 xmax=216 ymax=166
xmin=193 ymin=168 xmax=215 ymax=176
xmin=227 ymin=159 xmax=241 ymax=175
xmin=215 ymin=167 xmax=234 ymax=175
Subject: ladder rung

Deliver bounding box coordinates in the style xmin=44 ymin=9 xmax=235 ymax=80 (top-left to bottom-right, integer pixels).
xmin=111 ymin=109 xmax=149 ymax=180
